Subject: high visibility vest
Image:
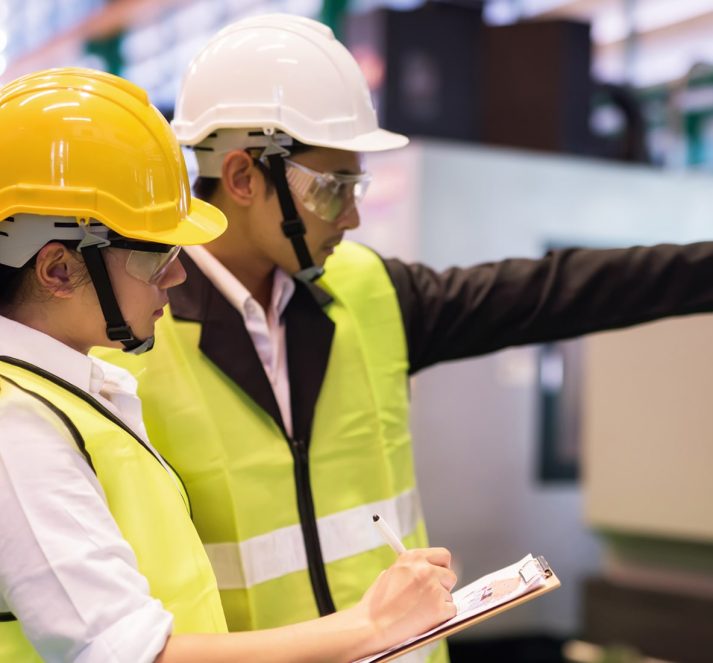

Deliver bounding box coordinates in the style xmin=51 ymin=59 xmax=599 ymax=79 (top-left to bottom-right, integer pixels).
xmin=103 ymin=241 xmax=447 ymax=663
xmin=0 ymin=358 xmax=227 ymax=662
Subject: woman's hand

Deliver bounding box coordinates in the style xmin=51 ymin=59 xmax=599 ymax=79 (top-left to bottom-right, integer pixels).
xmin=353 ymin=547 xmax=458 ymax=653
xmin=157 ymin=548 xmax=457 ymax=663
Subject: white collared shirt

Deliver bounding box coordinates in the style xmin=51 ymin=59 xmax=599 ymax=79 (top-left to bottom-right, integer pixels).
xmin=184 ymin=245 xmax=296 ymax=436
xmin=0 ymin=315 xmax=173 ymax=663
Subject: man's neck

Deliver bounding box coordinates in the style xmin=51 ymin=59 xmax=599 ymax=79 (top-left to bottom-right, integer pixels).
xmin=203 ymin=192 xmax=280 ymax=311
xmin=212 ymin=251 xmax=276 ymax=311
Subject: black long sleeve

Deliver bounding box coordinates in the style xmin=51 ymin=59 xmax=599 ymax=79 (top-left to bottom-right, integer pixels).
xmin=383 ymin=243 xmax=713 ymax=374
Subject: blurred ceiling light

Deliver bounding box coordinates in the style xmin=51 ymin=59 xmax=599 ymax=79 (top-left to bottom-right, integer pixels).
xmin=505 ymin=0 xmax=713 ymax=43
xmin=484 ymin=0 xmax=595 ymax=23
xmin=172 ymin=0 xmax=222 ymax=38
xmin=630 ymin=0 xmax=713 ymax=34
xmin=518 ymin=0 xmax=577 ymax=16
xmin=485 ymin=0 xmax=713 ymax=86
xmin=280 ymin=0 xmax=321 ymax=17
xmin=483 ymin=0 xmax=520 ymax=24
xmin=589 ymin=0 xmax=713 ymax=45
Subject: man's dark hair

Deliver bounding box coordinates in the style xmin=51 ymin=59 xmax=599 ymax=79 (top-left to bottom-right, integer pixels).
xmin=192 ymin=140 xmax=314 ymax=201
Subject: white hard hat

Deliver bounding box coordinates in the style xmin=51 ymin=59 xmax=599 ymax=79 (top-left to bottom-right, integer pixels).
xmin=173 ymin=14 xmax=408 ymax=154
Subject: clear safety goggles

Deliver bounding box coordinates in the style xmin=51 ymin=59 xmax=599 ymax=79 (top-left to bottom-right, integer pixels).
xmin=104 ymin=237 xmax=182 ymax=285
xmin=284 ymin=159 xmax=372 ymax=222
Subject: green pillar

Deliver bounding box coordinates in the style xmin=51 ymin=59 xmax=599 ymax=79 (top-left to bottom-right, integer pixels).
xmin=319 ymin=0 xmax=350 ymax=41
xmin=84 ymin=31 xmax=124 ymax=76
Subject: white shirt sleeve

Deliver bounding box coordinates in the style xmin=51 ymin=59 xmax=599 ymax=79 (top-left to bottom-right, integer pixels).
xmin=0 ymin=397 xmax=173 ymax=663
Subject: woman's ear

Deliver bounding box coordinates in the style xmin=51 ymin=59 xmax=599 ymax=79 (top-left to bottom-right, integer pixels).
xmin=34 ymin=243 xmax=83 ymax=299
xmin=221 ymin=150 xmax=259 ymax=206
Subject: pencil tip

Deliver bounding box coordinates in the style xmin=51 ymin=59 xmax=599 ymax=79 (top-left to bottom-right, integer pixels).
xmin=372 ymin=514 xmax=379 ymax=522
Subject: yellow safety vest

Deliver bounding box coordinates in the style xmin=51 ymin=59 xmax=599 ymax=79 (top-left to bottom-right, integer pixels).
xmin=102 ymin=241 xmax=447 ymax=663
xmin=0 ymin=358 xmax=227 ymax=662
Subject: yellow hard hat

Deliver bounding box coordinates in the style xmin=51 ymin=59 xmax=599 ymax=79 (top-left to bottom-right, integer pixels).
xmin=0 ymin=67 xmax=226 ymax=246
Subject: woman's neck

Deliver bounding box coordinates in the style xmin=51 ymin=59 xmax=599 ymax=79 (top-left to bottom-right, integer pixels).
xmin=8 ymin=301 xmax=91 ymax=355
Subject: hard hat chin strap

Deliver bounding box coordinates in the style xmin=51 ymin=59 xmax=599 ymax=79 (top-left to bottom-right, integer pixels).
xmin=79 ymin=240 xmax=155 ymax=355
xmin=264 ymin=152 xmax=324 ymax=283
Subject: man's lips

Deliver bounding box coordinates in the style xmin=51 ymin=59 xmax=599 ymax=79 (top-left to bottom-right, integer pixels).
xmin=153 ymin=299 xmax=169 ymax=317
xmin=323 ymin=235 xmax=344 ymax=250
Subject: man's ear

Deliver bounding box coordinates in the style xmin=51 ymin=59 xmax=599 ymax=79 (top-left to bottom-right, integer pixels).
xmin=221 ymin=150 xmax=260 ymax=206
xmin=34 ymin=243 xmax=82 ymax=299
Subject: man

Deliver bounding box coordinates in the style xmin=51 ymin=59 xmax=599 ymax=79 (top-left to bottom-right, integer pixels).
xmin=104 ymin=14 xmax=713 ymax=663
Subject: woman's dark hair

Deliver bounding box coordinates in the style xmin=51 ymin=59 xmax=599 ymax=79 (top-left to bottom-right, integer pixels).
xmin=0 ymin=259 xmax=35 ymax=310
xmin=192 ymin=140 xmax=314 ymax=201
xmin=0 ymin=241 xmax=88 ymax=311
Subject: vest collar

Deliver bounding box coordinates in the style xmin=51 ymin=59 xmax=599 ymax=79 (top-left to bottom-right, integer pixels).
xmin=168 ymin=254 xmax=335 ymax=444
xmin=169 ymin=254 xmax=333 ymax=322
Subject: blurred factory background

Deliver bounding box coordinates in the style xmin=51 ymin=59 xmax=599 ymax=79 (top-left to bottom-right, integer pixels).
xmin=7 ymin=0 xmax=713 ymax=169
xmin=2 ymin=2 xmax=712 ymax=662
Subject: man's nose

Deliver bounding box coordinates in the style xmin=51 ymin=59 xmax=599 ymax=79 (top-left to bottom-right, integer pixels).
xmin=335 ymin=204 xmax=360 ymax=231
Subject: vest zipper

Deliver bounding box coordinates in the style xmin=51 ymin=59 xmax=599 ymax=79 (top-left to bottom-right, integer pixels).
xmin=289 ymin=436 xmax=336 ymax=616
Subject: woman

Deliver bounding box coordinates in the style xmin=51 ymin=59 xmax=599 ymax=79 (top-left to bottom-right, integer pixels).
xmin=0 ymin=68 xmax=456 ymax=662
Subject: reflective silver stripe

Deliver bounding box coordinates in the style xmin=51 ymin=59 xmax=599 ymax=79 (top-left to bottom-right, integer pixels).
xmin=205 ymin=488 xmax=422 ymax=590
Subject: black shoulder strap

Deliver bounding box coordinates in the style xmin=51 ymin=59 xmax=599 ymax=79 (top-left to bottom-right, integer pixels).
xmin=0 ymin=372 xmax=95 ymax=472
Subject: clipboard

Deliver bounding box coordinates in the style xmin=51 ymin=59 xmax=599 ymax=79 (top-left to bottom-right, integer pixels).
xmin=358 ymin=555 xmax=561 ymax=663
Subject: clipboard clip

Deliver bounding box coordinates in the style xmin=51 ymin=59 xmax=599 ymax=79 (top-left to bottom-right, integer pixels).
xmin=518 ymin=555 xmax=553 ymax=583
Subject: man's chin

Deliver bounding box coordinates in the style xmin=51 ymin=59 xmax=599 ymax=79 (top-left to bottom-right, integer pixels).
xmin=284 ymin=257 xmax=328 ymax=277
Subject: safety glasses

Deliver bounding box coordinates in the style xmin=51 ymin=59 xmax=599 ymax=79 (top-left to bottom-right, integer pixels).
xmin=284 ymin=159 xmax=371 ymax=222
xmin=104 ymin=238 xmax=182 ymax=285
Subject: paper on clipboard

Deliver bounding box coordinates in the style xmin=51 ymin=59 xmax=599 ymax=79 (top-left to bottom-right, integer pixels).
xmin=356 ymin=554 xmax=559 ymax=663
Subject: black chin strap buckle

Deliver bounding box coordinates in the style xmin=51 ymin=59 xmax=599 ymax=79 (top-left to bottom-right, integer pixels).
xmin=281 ymin=218 xmax=321 ymax=281
xmin=106 ymin=324 xmax=134 ymax=342
xmin=281 ymin=217 xmax=306 ymax=239
xmin=123 ymin=336 xmax=155 ymax=355
xmin=294 ymin=265 xmax=324 ymax=282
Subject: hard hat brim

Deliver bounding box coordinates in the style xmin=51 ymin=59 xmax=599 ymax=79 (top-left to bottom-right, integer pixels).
xmin=303 ymin=127 xmax=409 ymax=153
xmin=142 ymin=197 xmax=227 ymax=246
xmin=175 ymin=120 xmax=409 ymax=154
